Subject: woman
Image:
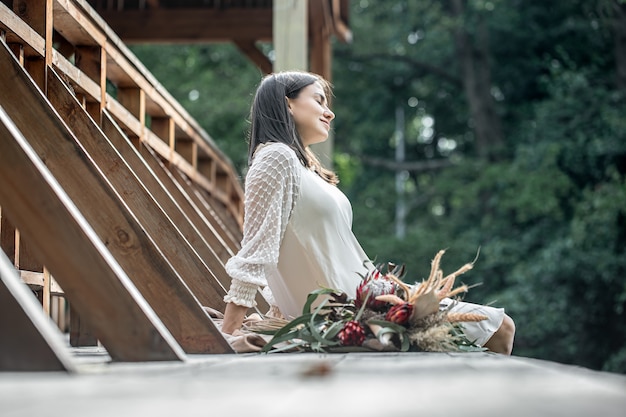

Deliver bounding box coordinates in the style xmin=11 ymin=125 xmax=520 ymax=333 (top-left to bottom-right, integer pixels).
xmin=221 ymin=71 xmax=515 ymax=354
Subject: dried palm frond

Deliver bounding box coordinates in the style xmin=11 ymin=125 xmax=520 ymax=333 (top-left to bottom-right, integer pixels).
xmin=446 ymin=312 xmax=488 ymax=323
xmin=408 ymin=324 xmax=459 ymax=352
xmin=244 ymin=316 xmax=292 ymax=333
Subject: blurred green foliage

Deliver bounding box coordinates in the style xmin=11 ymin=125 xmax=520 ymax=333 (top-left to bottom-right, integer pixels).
xmin=130 ymin=0 xmax=626 ymax=373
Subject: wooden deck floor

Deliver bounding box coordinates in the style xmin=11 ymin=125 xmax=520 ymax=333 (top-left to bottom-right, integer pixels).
xmin=1 ymin=349 xmax=625 ymax=417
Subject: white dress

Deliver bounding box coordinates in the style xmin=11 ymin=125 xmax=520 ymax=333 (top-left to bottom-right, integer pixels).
xmin=224 ymin=142 xmax=504 ymax=346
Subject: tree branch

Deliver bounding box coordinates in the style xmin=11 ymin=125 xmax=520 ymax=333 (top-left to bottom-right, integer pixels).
xmin=338 ymin=50 xmax=462 ymax=87
xmin=358 ymin=155 xmax=453 ymax=172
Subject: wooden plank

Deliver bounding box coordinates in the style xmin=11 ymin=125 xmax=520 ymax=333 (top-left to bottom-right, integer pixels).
xmin=197 ymin=186 xmax=244 ymax=244
xmin=20 ymin=270 xmax=64 ymax=295
xmin=102 ymin=39 xmax=240 ymax=188
xmin=56 ymin=0 xmax=242 ymax=224
xmin=52 ymin=0 xmax=106 ymax=46
xmin=273 ymin=0 xmax=307 ymax=72
xmin=169 ymin=167 xmax=240 ymax=257
xmin=42 ymin=267 xmax=51 ymax=314
xmin=308 ymin=0 xmax=334 ymax=169
xmin=233 ymin=39 xmax=272 ymax=74
xmin=83 ymin=9 xmax=245 ymax=223
xmin=105 ymin=93 xmax=143 ymax=137
xmin=13 ymin=0 xmax=52 ymax=91
xmin=14 ymin=230 xmax=43 ymax=273
xmin=51 ymin=49 xmax=101 ymax=101
xmin=188 ymin=177 xmax=243 ymax=250
xmin=0 ymin=43 xmax=185 ymax=362
xmin=47 ymin=68 xmax=233 ymax=353
xmin=142 ymin=146 xmax=233 ymax=266
xmin=95 ymin=8 xmax=273 ymax=43
xmin=0 ymin=207 xmax=16 ymax=265
xmin=69 ymin=302 xmax=97 ymax=347
xmin=0 ymin=2 xmax=45 ymax=56
xmin=138 ymin=144 xmax=271 ymax=313
xmin=0 ymin=248 xmax=76 ymax=372
xmin=102 ymin=112 xmax=234 ymax=301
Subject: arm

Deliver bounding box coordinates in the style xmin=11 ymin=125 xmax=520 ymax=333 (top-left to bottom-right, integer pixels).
xmin=221 ymin=302 xmax=249 ymax=334
xmin=222 ymin=144 xmax=300 ymax=332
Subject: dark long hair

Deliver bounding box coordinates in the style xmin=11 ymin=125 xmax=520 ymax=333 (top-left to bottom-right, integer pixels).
xmin=247 ymin=71 xmax=338 ymax=185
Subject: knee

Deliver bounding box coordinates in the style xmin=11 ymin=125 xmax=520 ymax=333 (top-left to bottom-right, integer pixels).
xmin=501 ymin=314 xmax=516 ymax=354
xmin=484 ymin=314 xmax=516 ymax=355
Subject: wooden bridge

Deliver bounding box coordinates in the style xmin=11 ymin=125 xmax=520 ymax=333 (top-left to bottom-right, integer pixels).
xmin=1 ymin=2 xmax=625 ymax=416
xmin=0 ymin=0 xmax=352 ymax=369
xmin=0 ymin=0 xmax=255 ymax=366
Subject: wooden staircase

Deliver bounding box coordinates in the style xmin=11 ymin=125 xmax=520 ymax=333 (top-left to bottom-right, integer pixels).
xmin=0 ymin=0 xmax=263 ymax=370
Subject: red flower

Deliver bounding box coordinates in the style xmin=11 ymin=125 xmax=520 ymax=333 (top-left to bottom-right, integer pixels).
xmin=337 ymin=320 xmax=366 ymax=346
xmin=355 ymin=269 xmax=396 ymax=311
xmin=385 ymin=302 xmax=414 ymax=326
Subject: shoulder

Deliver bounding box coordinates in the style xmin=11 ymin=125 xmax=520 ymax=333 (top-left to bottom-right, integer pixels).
xmin=253 ymin=142 xmax=299 ymax=164
xmin=250 ymin=143 xmax=302 ymax=174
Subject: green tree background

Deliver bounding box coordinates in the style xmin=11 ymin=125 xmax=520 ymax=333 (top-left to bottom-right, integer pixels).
xmin=131 ymin=0 xmax=626 ymax=373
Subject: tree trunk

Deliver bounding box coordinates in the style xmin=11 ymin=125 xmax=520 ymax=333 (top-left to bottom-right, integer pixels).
xmin=613 ymin=1 xmax=626 ymax=92
xmin=449 ymin=0 xmax=503 ymax=160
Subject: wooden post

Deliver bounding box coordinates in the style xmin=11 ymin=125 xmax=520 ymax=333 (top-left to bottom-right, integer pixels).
xmin=273 ymin=0 xmax=308 ymax=72
xmin=0 ymin=105 xmax=185 ymax=362
xmin=75 ymin=45 xmax=106 ymax=125
xmin=118 ymin=86 xmax=145 ymax=139
xmin=14 ymin=0 xmax=52 ymax=92
xmin=45 ymin=69 xmax=233 ymax=353
xmin=308 ymin=0 xmax=334 ymax=169
xmin=0 ymin=249 xmax=76 ymax=372
xmin=0 ymin=44 xmax=186 ymax=362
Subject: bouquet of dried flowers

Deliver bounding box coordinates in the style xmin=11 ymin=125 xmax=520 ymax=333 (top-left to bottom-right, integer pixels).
xmin=248 ymin=250 xmax=489 ymax=353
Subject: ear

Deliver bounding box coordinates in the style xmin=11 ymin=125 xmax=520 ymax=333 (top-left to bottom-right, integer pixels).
xmin=285 ymin=96 xmax=294 ymax=115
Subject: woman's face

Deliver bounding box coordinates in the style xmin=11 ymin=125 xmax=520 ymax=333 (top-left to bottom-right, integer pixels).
xmin=287 ymin=81 xmax=335 ymax=147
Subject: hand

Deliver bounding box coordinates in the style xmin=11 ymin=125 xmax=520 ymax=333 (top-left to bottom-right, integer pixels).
xmin=221 ymin=302 xmax=248 ymax=334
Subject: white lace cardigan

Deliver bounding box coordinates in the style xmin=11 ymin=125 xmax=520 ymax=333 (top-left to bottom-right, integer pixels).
xmin=224 ymin=142 xmax=373 ymax=319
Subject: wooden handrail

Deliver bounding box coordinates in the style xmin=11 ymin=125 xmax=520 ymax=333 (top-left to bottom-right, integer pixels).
xmin=0 ymin=0 xmax=244 ymax=227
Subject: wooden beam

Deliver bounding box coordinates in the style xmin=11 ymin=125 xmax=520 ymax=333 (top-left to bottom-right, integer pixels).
xmin=52 ymin=49 xmax=102 ymax=101
xmin=0 ymin=101 xmax=184 ymax=362
xmin=52 ymin=0 xmax=106 ymax=46
xmin=137 ymin=144 xmax=268 ymax=312
xmin=75 ymin=44 xmax=106 ymax=121
xmin=309 ymin=0 xmax=333 ymax=81
xmin=169 ymin=167 xmax=240 ymax=257
xmin=45 ymin=67 xmax=233 ymax=353
xmin=101 ymin=111 xmax=235 ymax=299
xmin=0 ymin=208 xmax=16 ymax=265
xmin=142 ymin=147 xmax=232 ymax=264
xmin=308 ymin=0 xmax=334 ymax=169
xmin=0 ymin=249 xmax=76 ymax=372
xmin=0 ymin=1 xmax=45 ymax=56
xmin=273 ymin=0 xmax=307 ymax=71
xmin=13 ymin=0 xmax=53 ymax=92
xmin=95 ymin=8 xmax=273 ymax=43
xmin=233 ymin=39 xmax=272 ymax=74
xmin=20 ymin=269 xmax=64 ymax=295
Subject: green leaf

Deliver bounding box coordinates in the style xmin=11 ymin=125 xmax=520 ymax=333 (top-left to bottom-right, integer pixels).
xmin=261 ymin=314 xmax=314 ymax=352
xmin=323 ymin=320 xmax=345 ymax=340
xmin=308 ymin=299 xmax=341 ymax=347
xmin=367 ymin=319 xmax=408 ymax=334
xmin=302 ymin=287 xmax=339 ymax=315
xmin=265 ymin=340 xmax=309 ymax=354
xmin=260 ymin=329 xmax=302 ymax=353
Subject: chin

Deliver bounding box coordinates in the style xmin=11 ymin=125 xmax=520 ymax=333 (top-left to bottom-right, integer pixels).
xmin=305 ymin=136 xmax=329 ymax=147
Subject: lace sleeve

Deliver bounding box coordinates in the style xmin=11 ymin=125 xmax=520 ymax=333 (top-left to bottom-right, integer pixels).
xmin=224 ymin=143 xmax=301 ymax=307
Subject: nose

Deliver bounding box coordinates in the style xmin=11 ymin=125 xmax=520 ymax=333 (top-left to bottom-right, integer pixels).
xmin=323 ymin=108 xmax=335 ymax=121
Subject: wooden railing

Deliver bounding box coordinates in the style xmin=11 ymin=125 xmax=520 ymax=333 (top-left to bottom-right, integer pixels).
xmin=0 ymin=0 xmax=257 ymax=369
xmin=2 ymin=0 xmax=244 ymax=223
